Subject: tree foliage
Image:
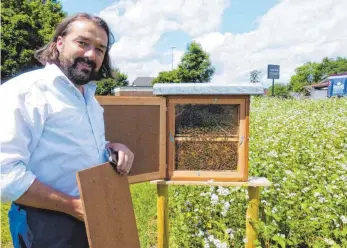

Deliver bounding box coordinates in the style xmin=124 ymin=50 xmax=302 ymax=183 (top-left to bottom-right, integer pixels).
xmin=95 ymin=71 xmax=129 ymax=95
xmin=289 ymin=57 xmax=347 ymax=93
xmin=1 ymin=0 xmax=66 ymax=82
xmin=152 ymin=41 xmax=215 ymax=84
xmin=250 ymin=70 xmax=261 ymax=83
xmin=267 ymin=84 xmax=290 ymax=98
xmin=152 ymin=69 xmax=181 ymax=84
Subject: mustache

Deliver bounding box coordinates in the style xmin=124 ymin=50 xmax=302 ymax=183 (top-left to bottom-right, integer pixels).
xmin=74 ymin=57 xmax=96 ymax=70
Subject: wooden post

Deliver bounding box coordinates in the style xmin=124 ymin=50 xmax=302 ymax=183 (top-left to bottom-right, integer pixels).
xmin=246 ymin=186 xmax=260 ymax=248
xmin=157 ymin=184 xmax=169 ymax=248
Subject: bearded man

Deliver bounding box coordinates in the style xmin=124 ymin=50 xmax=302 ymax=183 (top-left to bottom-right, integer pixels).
xmin=0 ymin=13 xmax=134 ymax=248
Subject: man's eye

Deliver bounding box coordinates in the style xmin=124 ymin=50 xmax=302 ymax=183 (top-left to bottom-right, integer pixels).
xmin=77 ymin=41 xmax=87 ymax=46
xmin=96 ymin=48 xmax=105 ymax=54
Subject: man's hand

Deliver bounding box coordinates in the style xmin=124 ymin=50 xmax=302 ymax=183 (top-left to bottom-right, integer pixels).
xmin=106 ymin=143 xmax=134 ymax=175
xmin=70 ymin=198 xmax=85 ymax=222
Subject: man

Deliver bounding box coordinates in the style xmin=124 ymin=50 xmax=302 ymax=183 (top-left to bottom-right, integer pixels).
xmin=0 ymin=13 xmax=134 ymax=247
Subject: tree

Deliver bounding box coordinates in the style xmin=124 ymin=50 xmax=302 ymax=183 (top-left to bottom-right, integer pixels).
xmin=152 ymin=41 xmax=215 ymax=84
xmin=250 ymin=70 xmax=261 ymax=83
xmin=178 ymin=41 xmax=215 ymax=83
xmin=95 ymin=72 xmax=129 ymax=95
xmin=289 ymin=57 xmax=347 ymax=93
xmin=151 ymin=69 xmax=180 ymax=84
xmin=1 ymin=0 xmax=66 ymax=82
xmin=267 ymin=84 xmax=290 ymax=98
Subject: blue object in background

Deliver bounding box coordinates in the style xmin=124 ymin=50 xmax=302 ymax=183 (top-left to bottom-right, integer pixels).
xmin=328 ymin=76 xmax=347 ymax=97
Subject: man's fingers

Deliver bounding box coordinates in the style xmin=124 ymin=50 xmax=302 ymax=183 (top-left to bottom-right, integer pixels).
xmin=118 ymin=152 xmax=133 ymax=175
xmin=116 ymin=151 xmax=125 ymax=173
xmin=108 ymin=144 xmax=134 ymax=175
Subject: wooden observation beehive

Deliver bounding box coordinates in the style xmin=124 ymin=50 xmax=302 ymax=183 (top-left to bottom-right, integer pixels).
xmin=97 ymin=83 xmax=263 ymax=183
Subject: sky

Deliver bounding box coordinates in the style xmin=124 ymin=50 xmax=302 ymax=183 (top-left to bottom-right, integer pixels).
xmin=61 ymin=0 xmax=347 ymax=87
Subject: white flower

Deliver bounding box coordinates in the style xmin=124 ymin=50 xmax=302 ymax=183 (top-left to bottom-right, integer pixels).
xmin=221 ymin=202 xmax=230 ymax=216
xmin=277 ymin=233 xmax=285 ymax=238
xmin=288 ymin=193 xmax=297 ymax=197
xmin=217 ymin=186 xmax=230 ymax=196
xmin=302 ymin=187 xmax=310 ymax=193
xmin=216 ymin=242 xmax=227 ymax=248
xmin=185 ymin=200 xmax=191 ymax=207
xmin=211 ymin=194 xmax=219 ymax=205
xmin=261 ymin=200 xmax=268 ymax=205
xmin=267 ymin=150 xmax=278 ymax=158
xmin=324 ymin=238 xmax=334 ymax=245
xmin=284 ymin=170 xmax=294 ymax=176
xmin=314 ymin=192 xmax=320 ymax=197
xmin=208 ymin=235 xmax=214 ymax=242
xmin=340 ymin=215 xmax=347 ymax=224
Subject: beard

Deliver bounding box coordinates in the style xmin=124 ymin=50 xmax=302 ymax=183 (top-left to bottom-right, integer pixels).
xmin=58 ymin=55 xmax=101 ymax=85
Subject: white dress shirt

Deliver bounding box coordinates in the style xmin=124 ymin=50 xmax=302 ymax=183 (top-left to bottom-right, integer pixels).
xmin=0 ymin=64 xmax=108 ymax=202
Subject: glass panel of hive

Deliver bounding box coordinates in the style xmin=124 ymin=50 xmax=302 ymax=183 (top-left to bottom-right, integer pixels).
xmin=174 ymin=104 xmax=240 ymax=171
xmin=175 ymin=141 xmax=238 ymax=171
xmin=175 ymin=104 xmax=239 ymax=137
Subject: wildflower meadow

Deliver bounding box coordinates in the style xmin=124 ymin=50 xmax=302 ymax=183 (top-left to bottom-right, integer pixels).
xmin=1 ymin=97 xmax=346 ymax=248
xmin=169 ymin=97 xmax=347 ymax=248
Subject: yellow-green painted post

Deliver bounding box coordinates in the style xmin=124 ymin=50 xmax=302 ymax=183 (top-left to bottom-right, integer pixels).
xmin=157 ymin=184 xmax=169 ymax=248
xmin=246 ymin=186 xmax=260 ymax=248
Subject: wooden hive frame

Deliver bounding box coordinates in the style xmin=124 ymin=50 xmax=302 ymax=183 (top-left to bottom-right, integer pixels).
xmin=166 ymin=95 xmax=250 ymax=182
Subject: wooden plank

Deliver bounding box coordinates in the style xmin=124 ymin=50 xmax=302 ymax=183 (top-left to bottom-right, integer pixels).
xmin=166 ymin=101 xmax=175 ymax=179
xmin=157 ymin=184 xmax=169 ymax=248
xmin=174 ymin=137 xmax=239 ymax=142
xmin=238 ymin=98 xmax=247 ymax=180
xmin=127 ymin=172 xmax=161 ymax=184
xmin=243 ymin=96 xmax=251 ymax=181
xmin=150 ymin=177 xmax=272 ymax=187
xmin=168 ymin=98 xmax=245 ymax=105
xmin=246 ymin=186 xmax=260 ymax=248
xmin=97 ymin=96 xmax=165 ymax=105
xmin=166 ymin=95 xmax=249 ymax=100
xmin=159 ymin=98 xmax=167 ymax=179
xmin=77 ymin=162 xmax=140 ymax=248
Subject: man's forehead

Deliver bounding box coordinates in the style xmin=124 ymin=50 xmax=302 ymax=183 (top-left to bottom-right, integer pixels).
xmin=67 ymin=20 xmax=108 ymax=43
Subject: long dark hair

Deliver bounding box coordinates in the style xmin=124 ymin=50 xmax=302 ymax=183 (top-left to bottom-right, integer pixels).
xmin=35 ymin=13 xmax=115 ymax=79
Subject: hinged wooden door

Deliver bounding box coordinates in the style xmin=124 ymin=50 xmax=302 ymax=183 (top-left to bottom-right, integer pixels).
xmin=97 ymin=96 xmax=166 ymax=183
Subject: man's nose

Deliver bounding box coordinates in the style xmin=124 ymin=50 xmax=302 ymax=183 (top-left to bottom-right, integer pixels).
xmin=84 ymin=47 xmax=96 ymax=61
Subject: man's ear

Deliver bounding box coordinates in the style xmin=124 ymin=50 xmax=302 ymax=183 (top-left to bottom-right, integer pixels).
xmin=56 ymin=36 xmax=64 ymax=53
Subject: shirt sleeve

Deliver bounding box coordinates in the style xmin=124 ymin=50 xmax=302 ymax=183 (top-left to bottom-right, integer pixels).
xmin=0 ymin=83 xmax=49 ymax=202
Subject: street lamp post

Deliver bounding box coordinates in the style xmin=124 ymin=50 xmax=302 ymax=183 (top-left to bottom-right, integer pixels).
xmin=171 ymin=46 xmax=176 ymax=70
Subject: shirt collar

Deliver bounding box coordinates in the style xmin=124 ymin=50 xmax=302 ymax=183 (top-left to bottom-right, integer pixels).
xmin=44 ymin=63 xmax=97 ymax=97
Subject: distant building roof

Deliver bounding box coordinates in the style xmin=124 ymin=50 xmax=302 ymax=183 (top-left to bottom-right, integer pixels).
xmin=132 ymin=77 xmax=155 ymax=87
xmin=304 ymin=82 xmax=329 ymax=90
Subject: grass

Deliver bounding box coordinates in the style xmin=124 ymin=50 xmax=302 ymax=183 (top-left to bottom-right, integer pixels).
xmin=0 ymin=183 xmax=157 ymax=248
xmin=130 ymin=182 xmax=157 ymax=247
xmin=1 ymin=202 xmax=12 ymax=248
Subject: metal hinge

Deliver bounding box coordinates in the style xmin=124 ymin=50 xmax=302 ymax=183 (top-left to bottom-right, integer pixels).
xmin=239 ymin=136 xmax=244 ymax=146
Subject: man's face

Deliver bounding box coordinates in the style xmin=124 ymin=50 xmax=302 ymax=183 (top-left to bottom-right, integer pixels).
xmin=56 ymin=20 xmax=108 ymax=85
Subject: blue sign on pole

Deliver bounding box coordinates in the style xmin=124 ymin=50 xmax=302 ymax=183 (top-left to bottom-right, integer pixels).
xmin=267 ymin=65 xmax=280 ymax=79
